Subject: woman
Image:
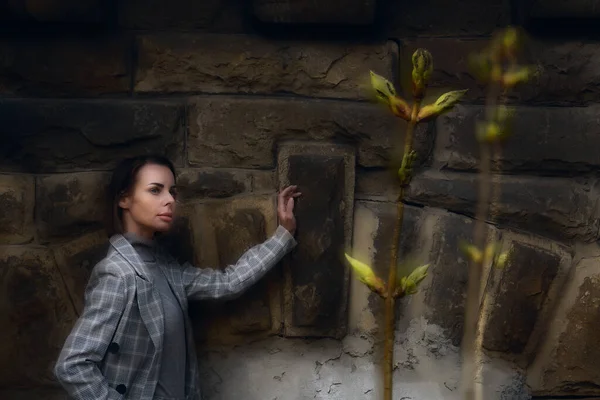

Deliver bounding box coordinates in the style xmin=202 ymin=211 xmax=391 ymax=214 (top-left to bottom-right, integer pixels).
xmin=54 ymin=155 xmax=300 ymax=400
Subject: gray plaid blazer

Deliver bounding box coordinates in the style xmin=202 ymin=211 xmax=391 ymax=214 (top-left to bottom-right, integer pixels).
xmin=55 ymin=225 xmax=296 ymax=400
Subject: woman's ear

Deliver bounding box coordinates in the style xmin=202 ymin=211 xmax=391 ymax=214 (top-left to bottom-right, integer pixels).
xmin=118 ymin=193 xmax=130 ymax=210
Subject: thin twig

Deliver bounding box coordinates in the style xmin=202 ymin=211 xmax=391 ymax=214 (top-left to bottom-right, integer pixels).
xmin=460 ymin=86 xmax=498 ymax=400
xmin=383 ymin=100 xmax=420 ymax=400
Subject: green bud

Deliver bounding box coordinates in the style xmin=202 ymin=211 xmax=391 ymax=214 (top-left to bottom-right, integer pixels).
xmin=476 ymin=120 xmax=510 ymax=143
xmin=411 ymin=49 xmax=434 ymax=97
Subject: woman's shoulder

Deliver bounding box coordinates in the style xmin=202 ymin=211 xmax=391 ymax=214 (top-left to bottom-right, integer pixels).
xmin=90 ymin=255 xmax=135 ymax=281
xmin=90 ymin=236 xmax=137 ymax=279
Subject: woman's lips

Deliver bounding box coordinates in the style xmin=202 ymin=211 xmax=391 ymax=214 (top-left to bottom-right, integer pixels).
xmin=158 ymin=213 xmax=173 ymax=222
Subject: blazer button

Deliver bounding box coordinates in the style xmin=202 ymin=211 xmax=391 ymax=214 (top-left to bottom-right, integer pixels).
xmin=116 ymin=384 xmax=127 ymax=394
xmin=108 ymin=342 xmax=120 ymax=354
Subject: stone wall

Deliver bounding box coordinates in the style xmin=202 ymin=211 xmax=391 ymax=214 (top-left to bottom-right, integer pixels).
xmin=1 ymin=1 xmax=600 ymax=399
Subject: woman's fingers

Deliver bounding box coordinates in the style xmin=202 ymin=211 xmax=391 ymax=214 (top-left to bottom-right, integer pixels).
xmin=279 ymin=185 xmax=300 ymax=213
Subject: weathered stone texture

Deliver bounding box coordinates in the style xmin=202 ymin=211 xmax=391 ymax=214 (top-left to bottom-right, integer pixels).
xmin=345 ymin=200 xmax=424 ymax=337
xmin=0 ymin=38 xmax=129 ymax=96
xmin=119 ymin=0 xmax=244 ymax=31
xmin=278 ymin=143 xmax=354 ymax=338
xmin=387 ymin=0 xmax=509 ymax=37
xmin=406 ymin=171 xmax=599 ymax=242
xmin=52 ymin=231 xmax=109 ymax=314
xmin=435 ymin=105 xmax=600 ymax=173
xmin=483 ymin=241 xmax=563 ymax=354
xmin=0 ymin=247 xmax=77 ymax=386
xmin=252 ymin=0 xmax=376 ymax=25
xmin=188 ymin=195 xmax=282 ymax=343
xmin=528 ymin=257 xmax=600 ymax=396
xmin=355 ymin=170 xmax=401 ymax=201
xmin=176 ymin=168 xmax=258 ymax=201
xmin=0 ymin=99 xmax=185 ymax=172
xmin=358 ymin=202 xmax=425 ymax=287
xmin=0 ymin=174 xmax=34 ymax=244
xmin=529 ymin=0 xmax=600 ymax=18
xmin=136 ymin=34 xmax=396 ymax=99
xmin=36 ymin=172 xmax=110 ymax=241
xmin=400 ymin=38 xmax=600 ymax=105
xmin=522 ymin=40 xmax=600 ymax=105
xmin=252 ymin=170 xmax=275 ymax=192
xmin=421 ymin=210 xmax=498 ymax=345
xmin=188 ymin=97 xmax=413 ymax=169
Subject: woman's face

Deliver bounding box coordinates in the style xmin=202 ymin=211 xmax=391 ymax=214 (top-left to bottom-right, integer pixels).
xmin=119 ymin=163 xmax=177 ymax=239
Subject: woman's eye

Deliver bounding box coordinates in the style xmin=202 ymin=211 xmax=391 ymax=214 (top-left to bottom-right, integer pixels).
xmin=150 ymin=187 xmax=160 ymax=194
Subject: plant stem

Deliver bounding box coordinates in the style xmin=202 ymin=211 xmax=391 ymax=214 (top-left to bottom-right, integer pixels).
xmin=383 ymin=100 xmax=421 ymax=400
xmin=460 ymin=89 xmax=498 ymax=400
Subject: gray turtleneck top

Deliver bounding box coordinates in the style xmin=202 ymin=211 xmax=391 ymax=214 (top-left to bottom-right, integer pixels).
xmin=123 ymin=232 xmax=186 ymax=400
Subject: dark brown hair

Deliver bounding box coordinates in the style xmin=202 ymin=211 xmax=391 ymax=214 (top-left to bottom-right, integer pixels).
xmin=106 ymin=154 xmax=176 ymax=236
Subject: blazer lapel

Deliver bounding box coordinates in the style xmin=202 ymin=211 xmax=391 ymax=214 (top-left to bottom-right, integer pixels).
xmin=110 ymin=234 xmax=165 ymax=351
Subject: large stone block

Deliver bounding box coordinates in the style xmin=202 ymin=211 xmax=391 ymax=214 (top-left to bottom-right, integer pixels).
xmin=252 ymin=0 xmax=376 ymax=25
xmin=435 ymin=105 xmax=600 ymax=173
xmin=528 ymin=256 xmax=600 ymax=396
xmin=520 ymin=40 xmax=600 ymax=105
xmin=419 ymin=210 xmax=499 ymax=345
xmin=347 ymin=201 xmax=426 ymax=335
xmin=278 ymin=143 xmax=354 ymax=338
xmin=51 ymin=231 xmax=109 ymax=315
xmin=188 ymin=97 xmax=413 ymax=169
xmin=135 ymin=34 xmax=396 ymax=99
xmin=119 ymin=0 xmax=244 ymax=31
xmin=406 ymin=170 xmax=600 ymax=242
xmin=176 ymin=168 xmax=256 ymax=201
xmin=529 ymin=0 xmax=600 ymax=18
xmin=0 ymin=246 xmax=77 ymax=386
xmin=482 ymin=233 xmax=571 ymax=355
xmin=0 ymin=174 xmax=34 ymax=244
xmin=400 ymin=38 xmax=600 ymax=105
xmin=0 ymin=99 xmax=185 ymax=172
xmin=362 ymin=202 xmax=425 ymax=283
xmin=387 ymin=0 xmax=509 ymax=37
xmin=0 ymin=37 xmax=129 ymax=96
xmin=349 ymin=206 xmax=499 ymax=343
xmin=36 ymin=172 xmax=110 ymax=241
xmin=187 ymin=194 xmax=282 ymax=343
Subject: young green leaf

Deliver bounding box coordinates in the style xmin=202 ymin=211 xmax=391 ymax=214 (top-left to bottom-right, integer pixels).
xmin=406 ymin=263 xmax=430 ymax=285
xmin=459 ymin=241 xmax=483 ymax=263
xmin=370 ymin=71 xmax=412 ymax=120
xmin=502 ymin=66 xmax=532 ymax=87
xmin=417 ymin=90 xmax=468 ymax=122
xmin=344 ymin=253 xmax=386 ymax=296
xmin=370 ymin=71 xmax=397 ymax=105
